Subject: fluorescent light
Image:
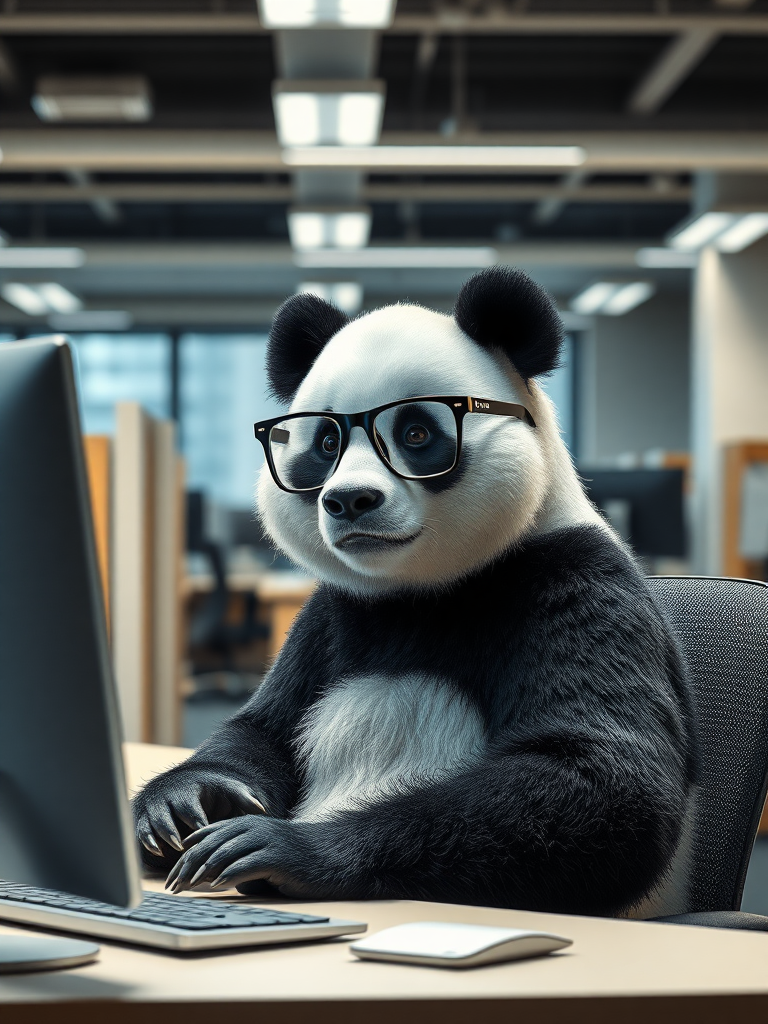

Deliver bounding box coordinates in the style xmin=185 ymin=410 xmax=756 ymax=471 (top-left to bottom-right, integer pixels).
xmin=47 ymin=310 xmax=133 ymax=331
xmin=1 ymin=283 xmax=49 ymax=316
xmin=601 ymin=281 xmax=655 ymax=316
xmin=32 ymin=76 xmax=152 ymax=123
xmin=0 ymin=248 xmax=85 ymax=268
xmin=273 ymin=82 xmax=385 ymax=147
xmin=337 ymin=94 xmax=384 ymax=146
xmin=298 ymin=281 xmax=363 ymax=314
xmin=635 ymin=247 xmax=698 ymax=269
xmin=295 ymin=247 xmax=498 ymax=269
xmin=668 ymin=212 xmax=736 ymax=251
xmin=258 ymin=0 xmax=395 ymax=27
xmin=288 ymin=208 xmax=371 ymax=250
xmin=35 ymin=283 xmax=82 ymax=314
xmin=0 ymin=281 xmax=83 ymax=316
xmin=570 ymin=282 xmax=619 ymax=315
xmin=715 ymin=213 xmax=768 ymax=253
xmin=275 ymin=94 xmax=319 ymax=148
xmin=570 ymin=280 xmax=655 ymax=316
xmin=283 ymin=145 xmax=586 ymax=168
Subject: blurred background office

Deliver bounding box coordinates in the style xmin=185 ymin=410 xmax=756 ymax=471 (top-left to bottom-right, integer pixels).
xmin=1 ymin=1 xmax=768 ymax=761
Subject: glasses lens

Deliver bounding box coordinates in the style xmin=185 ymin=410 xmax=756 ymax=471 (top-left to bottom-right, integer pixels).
xmin=269 ymin=415 xmax=341 ymax=491
xmin=373 ymin=401 xmax=458 ymax=479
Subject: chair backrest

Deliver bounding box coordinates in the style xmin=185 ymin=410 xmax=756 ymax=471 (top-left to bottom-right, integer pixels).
xmin=647 ymin=576 xmax=768 ymax=913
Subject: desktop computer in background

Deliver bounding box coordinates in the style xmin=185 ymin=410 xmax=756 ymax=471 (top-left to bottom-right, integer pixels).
xmin=580 ymin=468 xmax=687 ymax=565
xmin=0 ymin=338 xmax=364 ymax=973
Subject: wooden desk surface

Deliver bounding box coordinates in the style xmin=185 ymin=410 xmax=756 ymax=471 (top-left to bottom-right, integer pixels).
xmin=182 ymin=570 xmax=315 ymax=601
xmin=4 ymin=743 xmax=768 ymax=1024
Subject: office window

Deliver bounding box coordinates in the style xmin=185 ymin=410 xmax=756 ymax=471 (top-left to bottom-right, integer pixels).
xmin=179 ymin=334 xmax=283 ymax=510
xmin=69 ymin=333 xmax=171 ymax=435
xmin=538 ymin=334 xmax=575 ymax=456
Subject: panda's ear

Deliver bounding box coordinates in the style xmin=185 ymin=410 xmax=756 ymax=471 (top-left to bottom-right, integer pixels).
xmin=266 ymin=293 xmax=350 ymax=403
xmin=454 ymin=266 xmax=564 ymax=381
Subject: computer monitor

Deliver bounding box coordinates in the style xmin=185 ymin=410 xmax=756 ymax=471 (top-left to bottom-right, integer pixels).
xmin=0 ymin=339 xmax=141 ymax=911
xmin=580 ymin=467 xmax=686 ymax=560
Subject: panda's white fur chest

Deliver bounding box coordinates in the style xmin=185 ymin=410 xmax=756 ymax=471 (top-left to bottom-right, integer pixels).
xmin=293 ymin=675 xmax=486 ymax=821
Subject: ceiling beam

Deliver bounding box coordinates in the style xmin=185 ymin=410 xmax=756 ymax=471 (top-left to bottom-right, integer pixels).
xmin=0 ymin=11 xmax=767 ymax=35
xmin=0 ymin=181 xmax=691 ymax=205
xmin=628 ymin=28 xmax=719 ymax=115
xmin=0 ymin=129 xmax=766 ymax=173
xmin=36 ymin=241 xmax=645 ymax=269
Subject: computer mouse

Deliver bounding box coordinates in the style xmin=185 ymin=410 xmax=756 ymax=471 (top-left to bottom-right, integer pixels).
xmin=350 ymin=921 xmax=572 ymax=969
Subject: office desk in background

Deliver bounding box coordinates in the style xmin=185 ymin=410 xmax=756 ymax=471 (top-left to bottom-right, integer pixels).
xmin=184 ymin=572 xmax=315 ymax=662
xmin=3 ymin=743 xmax=768 ymax=1023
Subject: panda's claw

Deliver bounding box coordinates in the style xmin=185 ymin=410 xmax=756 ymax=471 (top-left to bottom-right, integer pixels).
xmin=140 ymin=833 xmax=163 ymax=857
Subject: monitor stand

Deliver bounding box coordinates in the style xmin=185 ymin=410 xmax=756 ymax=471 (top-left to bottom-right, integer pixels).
xmin=0 ymin=935 xmax=100 ymax=973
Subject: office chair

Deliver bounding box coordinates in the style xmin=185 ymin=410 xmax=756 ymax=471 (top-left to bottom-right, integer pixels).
xmin=646 ymin=575 xmax=768 ymax=930
xmin=186 ymin=492 xmax=269 ymax=674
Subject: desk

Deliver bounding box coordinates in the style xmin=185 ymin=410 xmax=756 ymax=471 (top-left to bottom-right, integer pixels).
xmin=4 ymin=743 xmax=768 ymax=1023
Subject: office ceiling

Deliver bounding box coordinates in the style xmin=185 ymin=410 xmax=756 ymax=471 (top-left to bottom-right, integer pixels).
xmin=0 ymin=0 xmax=766 ymax=326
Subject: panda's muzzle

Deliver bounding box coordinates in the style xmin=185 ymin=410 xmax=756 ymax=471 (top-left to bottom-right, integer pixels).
xmin=322 ymin=486 xmax=384 ymax=522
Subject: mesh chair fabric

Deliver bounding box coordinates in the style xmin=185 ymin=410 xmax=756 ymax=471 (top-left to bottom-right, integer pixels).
xmin=648 ymin=576 xmax=768 ymax=912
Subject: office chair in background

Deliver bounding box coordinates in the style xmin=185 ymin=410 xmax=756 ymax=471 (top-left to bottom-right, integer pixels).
xmin=647 ymin=576 xmax=768 ymax=930
xmin=186 ymin=491 xmax=269 ymax=681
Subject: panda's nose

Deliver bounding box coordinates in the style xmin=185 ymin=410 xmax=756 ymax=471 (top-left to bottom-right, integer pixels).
xmin=322 ymin=487 xmax=385 ymax=522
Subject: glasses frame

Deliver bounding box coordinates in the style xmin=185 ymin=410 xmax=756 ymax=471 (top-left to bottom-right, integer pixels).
xmin=254 ymin=394 xmax=536 ymax=494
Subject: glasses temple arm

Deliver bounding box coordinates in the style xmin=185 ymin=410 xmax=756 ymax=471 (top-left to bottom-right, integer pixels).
xmin=467 ymin=397 xmax=536 ymax=428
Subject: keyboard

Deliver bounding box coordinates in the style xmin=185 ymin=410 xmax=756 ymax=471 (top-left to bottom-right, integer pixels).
xmin=0 ymin=881 xmax=366 ymax=951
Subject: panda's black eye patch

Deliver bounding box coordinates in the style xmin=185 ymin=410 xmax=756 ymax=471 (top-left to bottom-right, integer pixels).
xmin=269 ymin=414 xmax=342 ymax=491
xmin=373 ymin=402 xmax=458 ymax=478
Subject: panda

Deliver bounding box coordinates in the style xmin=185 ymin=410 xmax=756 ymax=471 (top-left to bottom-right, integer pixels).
xmin=133 ymin=266 xmax=697 ymax=917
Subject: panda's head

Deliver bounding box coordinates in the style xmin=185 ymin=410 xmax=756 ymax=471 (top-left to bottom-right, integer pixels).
xmin=256 ymin=266 xmax=603 ymax=597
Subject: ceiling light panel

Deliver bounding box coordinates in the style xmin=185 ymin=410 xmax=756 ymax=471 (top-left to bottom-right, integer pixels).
xmin=258 ymin=0 xmax=395 ymax=28
xmin=0 ymin=282 xmax=82 ymax=316
xmin=32 ymin=76 xmax=153 ymax=123
xmin=1 ymin=283 xmax=49 ymax=316
xmin=569 ymin=282 xmax=619 ymax=315
xmin=298 ymin=281 xmax=363 ymax=313
xmin=273 ymin=81 xmax=385 ymax=147
xmin=601 ymin=281 xmax=655 ymax=315
xmin=667 ymin=212 xmax=736 ymax=251
xmin=288 ymin=208 xmax=371 ymax=250
xmin=570 ymin=281 xmax=655 ymax=316
xmin=714 ymin=213 xmax=768 ymax=253
xmin=35 ymin=282 xmax=83 ymax=314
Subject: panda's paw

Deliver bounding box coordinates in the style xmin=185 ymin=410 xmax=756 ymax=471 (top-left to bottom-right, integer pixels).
xmin=132 ymin=766 xmax=267 ymax=870
xmin=164 ymin=815 xmax=317 ymax=896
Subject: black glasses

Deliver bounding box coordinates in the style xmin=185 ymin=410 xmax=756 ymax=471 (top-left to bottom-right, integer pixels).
xmin=254 ymin=395 xmax=535 ymax=495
